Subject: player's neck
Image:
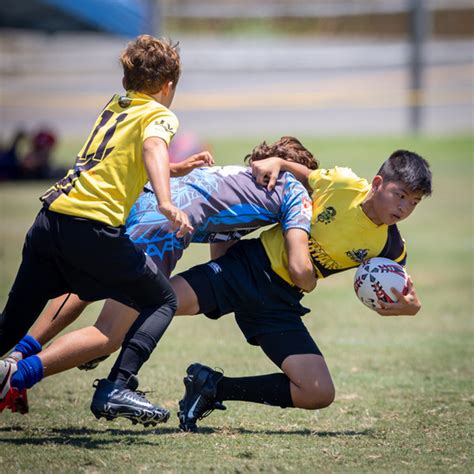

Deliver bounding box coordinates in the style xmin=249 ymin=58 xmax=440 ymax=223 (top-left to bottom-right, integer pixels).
xmin=361 ymin=195 xmax=383 ymax=226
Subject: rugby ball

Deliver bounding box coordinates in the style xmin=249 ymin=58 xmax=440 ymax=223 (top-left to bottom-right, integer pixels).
xmin=353 ymin=257 xmax=408 ymax=310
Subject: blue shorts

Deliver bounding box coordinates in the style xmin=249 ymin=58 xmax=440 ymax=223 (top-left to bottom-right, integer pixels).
xmin=178 ymin=239 xmax=311 ymax=345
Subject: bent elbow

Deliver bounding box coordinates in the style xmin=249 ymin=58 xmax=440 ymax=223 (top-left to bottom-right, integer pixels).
xmin=288 ymin=265 xmax=316 ymax=292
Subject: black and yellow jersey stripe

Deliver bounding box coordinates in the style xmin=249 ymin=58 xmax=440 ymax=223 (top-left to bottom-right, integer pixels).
xmin=41 ymin=91 xmax=178 ymax=227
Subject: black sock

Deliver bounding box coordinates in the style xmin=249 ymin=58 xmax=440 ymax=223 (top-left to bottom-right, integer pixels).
xmin=216 ymin=373 xmax=294 ymax=408
xmin=107 ymin=304 xmax=174 ymax=385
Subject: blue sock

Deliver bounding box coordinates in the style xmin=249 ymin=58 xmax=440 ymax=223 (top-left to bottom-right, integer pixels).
xmin=14 ymin=335 xmax=42 ymax=358
xmin=11 ymin=356 xmax=44 ymax=390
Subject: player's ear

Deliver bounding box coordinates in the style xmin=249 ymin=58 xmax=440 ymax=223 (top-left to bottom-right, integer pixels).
xmin=163 ymin=81 xmax=174 ymax=96
xmin=371 ymin=175 xmax=383 ymax=191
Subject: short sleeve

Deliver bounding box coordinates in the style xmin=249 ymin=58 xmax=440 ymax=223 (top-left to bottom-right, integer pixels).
xmin=279 ymin=172 xmax=312 ymax=234
xmin=308 ymin=169 xmax=327 ymax=193
xmin=308 ymin=167 xmax=366 ymax=196
xmin=143 ymin=110 xmax=179 ymax=145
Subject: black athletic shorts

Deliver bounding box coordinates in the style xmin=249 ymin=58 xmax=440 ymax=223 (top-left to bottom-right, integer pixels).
xmin=19 ymin=208 xmax=164 ymax=306
xmin=179 ymin=238 xmax=312 ymax=345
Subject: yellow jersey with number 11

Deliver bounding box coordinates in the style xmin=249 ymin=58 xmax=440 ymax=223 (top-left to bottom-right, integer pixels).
xmin=260 ymin=167 xmax=407 ymax=286
xmin=41 ymin=91 xmax=178 ymax=227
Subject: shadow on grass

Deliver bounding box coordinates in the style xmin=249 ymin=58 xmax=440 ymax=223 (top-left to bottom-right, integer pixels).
xmin=0 ymin=425 xmax=374 ymax=448
xmin=0 ymin=426 xmax=177 ymax=448
xmin=196 ymin=427 xmax=375 ymax=437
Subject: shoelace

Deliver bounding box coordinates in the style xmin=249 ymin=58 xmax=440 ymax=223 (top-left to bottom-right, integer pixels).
xmin=196 ymin=368 xmax=225 ymax=420
xmin=197 ymin=401 xmax=226 ymax=420
xmin=125 ymin=388 xmax=150 ymax=402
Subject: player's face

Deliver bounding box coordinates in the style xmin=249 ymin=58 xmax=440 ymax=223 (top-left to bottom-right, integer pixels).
xmin=372 ymin=179 xmax=423 ymax=225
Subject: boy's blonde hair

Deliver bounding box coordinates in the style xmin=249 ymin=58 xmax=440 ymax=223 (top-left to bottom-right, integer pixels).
xmin=120 ymin=35 xmax=181 ymax=94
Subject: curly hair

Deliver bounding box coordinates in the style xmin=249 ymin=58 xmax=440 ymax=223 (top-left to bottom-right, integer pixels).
xmin=120 ymin=35 xmax=181 ymax=94
xmin=244 ymin=136 xmax=318 ymax=170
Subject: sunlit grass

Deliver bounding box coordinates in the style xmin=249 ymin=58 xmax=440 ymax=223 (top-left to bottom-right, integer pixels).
xmin=0 ymin=135 xmax=472 ymax=472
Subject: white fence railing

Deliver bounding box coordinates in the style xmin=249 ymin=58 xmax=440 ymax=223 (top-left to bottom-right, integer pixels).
xmin=161 ymin=0 xmax=473 ymax=19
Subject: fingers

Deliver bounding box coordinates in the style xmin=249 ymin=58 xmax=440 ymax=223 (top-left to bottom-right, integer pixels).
xmin=376 ymin=304 xmax=415 ymax=316
xmin=267 ymin=172 xmax=278 ymax=191
xmin=391 ymin=287 xmax=404 ymax=299
xmin=159 ymin=205 xmax=193 ymax=237
xmin=203 ymin=151 xmax=215 ymax=165
xmin=174 ymin=210 xmax=193 ymax=238
xmin=251 ymin=162 xmax=278 ymax=190
xmin=193 ymin=151 xmax=214 ymax=166
xmin=251 ymin=163 xmax=268 ymax=187
xmin=176 ymin=222 xmax=193 ymax=238
xmin=191 ymin=159 xmax=207 ymax=168
xmin=377 ymin=295 xmax=420 ymax=316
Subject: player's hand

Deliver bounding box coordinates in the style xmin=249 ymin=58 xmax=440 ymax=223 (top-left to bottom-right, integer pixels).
xmin=376 ymin=277 xmax=421 ymax=316
xmin=251 ymin=157 xmax=283 ymax=191
xmin=184 ymin=151 xmax=214 ymax=171
xmin=159 ymin=202 xmax=193 ymax=237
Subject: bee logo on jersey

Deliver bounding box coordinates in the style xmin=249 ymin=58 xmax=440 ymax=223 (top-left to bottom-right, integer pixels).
xmin=346 ymin=248 xmax=369 ymax=264
xmin=317 ymin=206 xmax=336 ymax=225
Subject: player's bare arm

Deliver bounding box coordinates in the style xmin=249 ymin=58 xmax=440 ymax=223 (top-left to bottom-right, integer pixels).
xmin=376 ymin=277 xmax=421 ymax=316
xmin=142 ymin=136 xmax=193 ymax=237
xmin=285 ymin=228 xmax=317 ymax=293
xmin=252 ymin=157 xmax=312 ymax=191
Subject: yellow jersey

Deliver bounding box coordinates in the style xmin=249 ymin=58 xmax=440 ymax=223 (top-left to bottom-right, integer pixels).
xmin=260 ymin=167 xmax=407 ymax=286
xmin=41 ymin=91 xmax=178 ymax=227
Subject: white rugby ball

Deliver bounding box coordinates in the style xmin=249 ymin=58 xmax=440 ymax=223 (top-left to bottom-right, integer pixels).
xmin=353 ymin=257 xmax=408 ymax=310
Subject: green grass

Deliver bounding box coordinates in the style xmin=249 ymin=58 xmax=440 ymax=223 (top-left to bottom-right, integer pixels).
xmin=0 ymin=135 xmax=473 ymax=472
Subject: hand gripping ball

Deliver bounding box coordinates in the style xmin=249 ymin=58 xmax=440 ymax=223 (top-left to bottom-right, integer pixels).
xmin=354 ymin=257 xmax=408 ymax=310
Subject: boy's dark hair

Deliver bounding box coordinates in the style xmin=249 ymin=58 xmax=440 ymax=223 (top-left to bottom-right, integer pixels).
xmin=378 ymin=150 xmax=432 ymax=196
xmin=244 ymin=136 xmax=319 ymax=170
xmin=120 ymin=35 xmax=181 ymax=94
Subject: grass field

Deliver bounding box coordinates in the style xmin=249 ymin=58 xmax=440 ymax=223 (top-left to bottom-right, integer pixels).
xmin=0 ymin=135 xmax=472 ymax=472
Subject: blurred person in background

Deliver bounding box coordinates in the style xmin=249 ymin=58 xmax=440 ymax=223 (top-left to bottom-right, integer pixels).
xmin=21 ymin=128 xmax=64 ymax=180
xmin=0 ymin=129 xmax=26 ymax=181
xmin=168 ymin=132 xmax=211 ymax=164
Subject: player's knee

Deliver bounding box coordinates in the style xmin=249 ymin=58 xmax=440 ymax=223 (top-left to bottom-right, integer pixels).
xmin=301 ymin=380 xmax=335 ymax=409
xmin=104 ymin=333 xmax=125 ymax=353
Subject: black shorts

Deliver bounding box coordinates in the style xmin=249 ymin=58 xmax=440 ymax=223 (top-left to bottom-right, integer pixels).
xmin=179 ymin=239 xmax=311 ymax=345
xmin=255 ymin=331 xmax=322 ymax=367
xmin=0 ymin=208 xmax=175 ymax=354
xmin=16 ymin=208 xmax=167 ymax=306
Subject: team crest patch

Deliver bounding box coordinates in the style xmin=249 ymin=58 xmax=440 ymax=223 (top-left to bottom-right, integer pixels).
xmin=346 ymin=248 xmax=369 ymax=264
xmin=118 ymin=96 xmax=132 ymax=108
xmin=317 ymin=206 xmax=336 ymax=225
